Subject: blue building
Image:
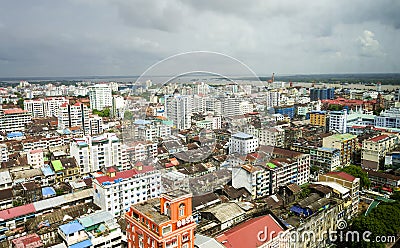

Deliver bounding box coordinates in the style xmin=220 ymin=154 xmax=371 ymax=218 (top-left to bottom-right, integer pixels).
xmin=274 ymin=106 xmax=295 ymax=119
xmin=310 ymin=88 xmax=335 ymax=101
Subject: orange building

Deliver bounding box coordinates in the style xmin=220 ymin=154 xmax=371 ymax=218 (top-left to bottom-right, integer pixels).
xmin=126 ymin=190 xmax=196 ymax=248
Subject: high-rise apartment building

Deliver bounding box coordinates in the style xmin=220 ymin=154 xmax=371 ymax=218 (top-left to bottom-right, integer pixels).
xmin=310 ymin=88 xmax=335 ymax=101
xmin=329 ymin=110 xmax=348 ymax=134
xmin=164 ymin=94 xmax=192 ymax=130
xmin=24 ymin=97 xmax=68 ymax=118
xmin=89 ymin=84 xmax=112 ymax=110
xmin=58 ymin=102 xmax=90 ymax=135
xmin=0 ymin=108 xmax=32 ymax=133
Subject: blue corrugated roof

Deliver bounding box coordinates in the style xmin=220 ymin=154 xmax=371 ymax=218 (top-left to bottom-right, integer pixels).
xmin=68 ymin=239 xmax=92 ymax=248
xmin=42 ymin=187 xmax=56 ymax=197
xmin=59 ymin=221 xmax=84 ymax=235
xmin=134 ymin=119 xmax=151 ymax=125
xmin=7 ymin=132 xmax=23 ymax=138
xmin=41 ymin=165 xmax=55 ymax=176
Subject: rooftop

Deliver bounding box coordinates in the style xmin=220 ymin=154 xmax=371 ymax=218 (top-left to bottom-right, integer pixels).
xmin=215 ymin=214 xmax=285 ymax=248
xmin=324 ymin=171 xmax=356 ymax=182
xmin=368 ymin=135 xmax=390 ymax=142
xmin=131 ymin=198 xmax=169 ymax=225
xmin=59 ymin=221 xmax=84 ymax=235
xmin=232 ymin=132 xmax=253 ymax=139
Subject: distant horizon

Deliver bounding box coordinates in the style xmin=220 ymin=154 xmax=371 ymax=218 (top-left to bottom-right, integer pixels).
xmin=1 ymin=72 xmax=400 ymax=82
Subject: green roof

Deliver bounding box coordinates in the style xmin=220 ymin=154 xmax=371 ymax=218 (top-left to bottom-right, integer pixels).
xmin=266 ymin=162 xmax=276 ymax=169
xmin=51 ymin=160 xmax=64 ymax=171
xmin=331 ymin=134 xmax=357 ymax=141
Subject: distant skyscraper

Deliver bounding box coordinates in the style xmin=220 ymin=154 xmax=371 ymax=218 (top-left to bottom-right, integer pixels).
xmin=164 ymin=94 xmax=192 ymax=130
xmin=89 ymin=84 xmax=112 ymax=110
xmin=310 ymin=88 xmax=335 ymax=101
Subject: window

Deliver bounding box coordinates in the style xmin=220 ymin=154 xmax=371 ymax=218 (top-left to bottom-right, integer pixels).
xmin=179 ymin=203 xmax=185 ymax=217
xmin=162 ymin=225 xmax=172 ymax=235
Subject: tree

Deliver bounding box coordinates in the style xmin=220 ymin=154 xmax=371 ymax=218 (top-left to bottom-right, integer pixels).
xmin=92 ymin=108 xmax=110 ymax=117
xmin=340 ymin=165 xmax=371 ymax=189
xmin=17 ymin=98 xmax=24 ymax=109
xmin=124 ymin=110 xmax=133 ymax=120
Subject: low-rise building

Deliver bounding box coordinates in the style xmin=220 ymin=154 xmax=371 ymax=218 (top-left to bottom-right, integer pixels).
xmin=322 ymin=134 xmax=357 ymax=166
xmin=232 ymin=164 xmax=270 ymax=199
xmin=362 ymin=134 xmax=398 ymax=171
xmin=229 ymin=132 xmax=259 ymax=155
xmin=125 ymin=190 xmax=196 ymax=248
xmin=319 ymin=171 xmax=360 ymax=216
xmin=291 ymin=145 xmax=341 ymax=172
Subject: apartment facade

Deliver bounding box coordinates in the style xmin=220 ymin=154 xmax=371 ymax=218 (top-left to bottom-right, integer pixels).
xmin=89 ymin=84 xmax=113 ymax=110
xmin=70 ymin=133 xmax=128 ymax=174
xmin=24 ymin=97 xmax=68 ymax=118
xmin=309 ymin=111 xmax=327 ymax=127
xmin=58 ymin=102 xmax=90 ymax=135
xmin=329 ymin=110 xmax=348 ymax=134
xmin=229 ymin=132 xmax=259 ymax=155
xmin=0 ymin=108 xmax=32 ymax=132
xmin=322 ymin=134 xmax=357 ymax=166
xmin=93 ymin=166 xmax=162 ymax=216
xmin=319 ymin=171 xmax=360 ymax=216
xmin=232 ymin=164 xmax=270 ymax=199
xmin=362 ymin=134 xmax=398 ymax=171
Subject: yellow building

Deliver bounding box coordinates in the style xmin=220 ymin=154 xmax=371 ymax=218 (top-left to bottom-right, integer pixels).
xmin=309 ymin=111 xmax=327 ymax=127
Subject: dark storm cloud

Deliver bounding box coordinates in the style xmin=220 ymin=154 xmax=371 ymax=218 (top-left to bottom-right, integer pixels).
xmin=0 ymin=0 xmax=399 ymax=77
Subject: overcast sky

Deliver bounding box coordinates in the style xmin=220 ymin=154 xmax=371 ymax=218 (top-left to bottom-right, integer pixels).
xmin=0 ymin=0 xmax=399 ymax=77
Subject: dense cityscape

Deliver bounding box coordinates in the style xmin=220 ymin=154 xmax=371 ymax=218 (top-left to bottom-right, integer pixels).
xmin=0 ymin=77 xmax=399 ymax=248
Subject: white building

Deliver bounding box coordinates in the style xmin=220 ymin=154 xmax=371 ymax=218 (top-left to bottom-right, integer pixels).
xmin=329 ymin=110 xmax=348 ymax=134
xmin=133 ymin=119 xmax=172 ymax=142
xmin=0 ymin=108 xmax=32 ymax=133
xmin=0 ymin=144 xmax=8 ymax=163
xmin=70 ymin=133 xmax=128 ymax=174
xmin=239 ymin=101 xmax=254 ymax=115
xmin=204 ymin=115 xmax=222 ymax=129
xmin=125 ymin=141 xmax=158 ymax=163
xmin=229 ymin=132 xmax=259 ymax=155
xmin=27 ymin=149 xmax=44 ymax=168
xmin=259 ymin=127 xmax=285 ymax=147
xmin=89 ymin=115 xmax=104 ymax=135
xmin=0 ymin=170 xmax=12 ymax=190
xmin=362 ymin=134 xmax=398 ymax=171
xmin=164 ymin=94 xmax=192 ymax=130
xmin=89 ymin=84 xmax=112 ymax=110
xmin=58 ymin=102 xmax=90 ymax=135
xmin=92 ymin=166 xmax=162 ymax=216
xmin=232 ymin=164 xmax=270 ymax=199
xmin=24 ymin=97 xmax=68 ymax=118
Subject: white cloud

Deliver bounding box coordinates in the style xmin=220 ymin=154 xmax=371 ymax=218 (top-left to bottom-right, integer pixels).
xmin=358 ymin=30 xmax=385 ymax=57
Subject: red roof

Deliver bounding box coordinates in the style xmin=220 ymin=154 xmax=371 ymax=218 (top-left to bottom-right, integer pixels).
xmin=95 ymin=169 xmax=138 ymax=184
xmin=326 ymin=171 xmax=356 ymax=182
xmin=60 ymin=102 xmax=68 ymax=107
xmin=216 ymin=214 xmax=285 ymax=248
xmin=95 ymin=166 xmax=154 ymax=184
xmin=369 ymin=135 xmax=389 ymax=142
xmin=0 ymin=204 xmax=36 ymax=221
xmin=12 ymin=233 xmax=43 ymax=248
xmin=29 ymin=149 xmax=42 ymax=154
xmin=3 ymin=108 xmax=28 ymax=114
